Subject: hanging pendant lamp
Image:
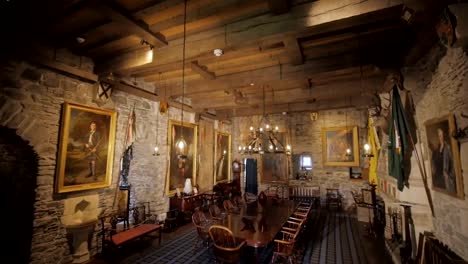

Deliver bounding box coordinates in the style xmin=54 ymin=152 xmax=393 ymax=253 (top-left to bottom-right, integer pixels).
xmin=174 ymin=0 xmax=188 ymax=156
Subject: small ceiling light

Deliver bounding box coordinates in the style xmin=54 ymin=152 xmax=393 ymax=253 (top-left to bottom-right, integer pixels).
xmin=76 ymin=37 xmax=86 ymax=44
xmin=250 ymin=83 xmax=255 ymax=86
xmin=213 ymin=48 xmax=223 ymax=56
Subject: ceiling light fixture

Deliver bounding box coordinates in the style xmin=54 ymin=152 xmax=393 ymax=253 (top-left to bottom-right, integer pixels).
xmin=238 ymin=84 xmax=291 ymax=155
xmin=76 ymin=37 xmax=86 ymax=44
xmin=213 ymin=48 xmax=223 ymax=56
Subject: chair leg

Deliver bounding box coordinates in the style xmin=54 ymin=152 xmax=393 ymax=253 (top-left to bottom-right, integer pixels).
xmin=270 ymin=253 xmax=277 ymax=263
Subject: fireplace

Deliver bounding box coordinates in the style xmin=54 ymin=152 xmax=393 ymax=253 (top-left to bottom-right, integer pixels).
xmin=0 ymin=126 xmax=38 ymax=263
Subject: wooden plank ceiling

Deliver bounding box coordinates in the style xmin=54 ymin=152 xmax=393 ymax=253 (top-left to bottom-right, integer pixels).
xmin=3 ymin=0 xmax=445 ymax=118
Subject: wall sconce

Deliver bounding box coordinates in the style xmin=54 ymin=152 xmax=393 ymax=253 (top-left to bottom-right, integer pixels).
xmin=362 ymin=143 xmax=374 ymax=158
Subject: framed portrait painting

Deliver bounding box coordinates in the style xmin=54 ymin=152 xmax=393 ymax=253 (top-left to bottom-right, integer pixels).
xmin=166 ymin=120 xmax=198 ymax=196
xmin=425 ymin=113 xmax=464 ymax=198
xmin=322 ymin=126 xmax=359 ymax=167
xmin=262 ymin=153 xmax=288 ymax=183
xmin=214 ymin=131 xmax=231 ymax=184
xmin=56 ymin=102 xmax=117 ymax=193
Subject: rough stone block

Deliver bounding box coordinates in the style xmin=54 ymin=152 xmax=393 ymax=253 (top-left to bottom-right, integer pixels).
xmin=21 ymin=68 xmax=42 ymax=82
xmin=23 ymin=125 xmax=50 ymax=148
xmin=61 ymin=79 xmax=79 ymax=91
xmin=2 ymin=87 xmax=29 ymax=101
xmin=41 ymin=72 xmax=59 ymax=88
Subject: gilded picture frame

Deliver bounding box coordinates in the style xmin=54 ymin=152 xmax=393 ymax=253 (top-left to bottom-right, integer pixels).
xmin=56 ymin=102 xmax=117 ymax=193
xmin=214 ymin=131 xmax=231 ymax=184
xmin=322 ymin=126 xmax=359 ymax=167
xmin=166 ymin=120 xmax=198 ymax=196
xmin=425 ymin=113 xmax=464 ymax=198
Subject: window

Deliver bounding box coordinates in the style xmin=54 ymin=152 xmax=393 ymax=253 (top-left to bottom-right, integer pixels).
xmin=300 ymin=155 xmax=312 ymax=171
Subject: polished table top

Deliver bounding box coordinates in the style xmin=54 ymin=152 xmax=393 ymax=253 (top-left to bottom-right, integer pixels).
xmin=217 ymin=199 xmax=297 ymax=248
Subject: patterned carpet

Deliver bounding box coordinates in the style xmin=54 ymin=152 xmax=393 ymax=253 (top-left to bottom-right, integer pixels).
xmin=116 ymin=210 xmax=370 ymax=264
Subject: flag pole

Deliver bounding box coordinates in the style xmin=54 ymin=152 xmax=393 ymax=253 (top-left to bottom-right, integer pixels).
xmin=112 ymin=103 xmax=136 ymax=208
xmin=392 ymin=86 xmax=435 ymax=217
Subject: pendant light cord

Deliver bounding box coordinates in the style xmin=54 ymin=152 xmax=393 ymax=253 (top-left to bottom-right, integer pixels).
xmin=181 ymin=0 xmax=187 ymax=134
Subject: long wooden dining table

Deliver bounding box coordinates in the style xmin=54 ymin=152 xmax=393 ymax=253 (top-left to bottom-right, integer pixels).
xmin=217 ymin=199 xmax=298 ymax=248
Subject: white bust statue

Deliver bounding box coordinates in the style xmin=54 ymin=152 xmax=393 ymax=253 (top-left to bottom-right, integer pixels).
xmin=183 ymin=178 xmax=193 ymax=195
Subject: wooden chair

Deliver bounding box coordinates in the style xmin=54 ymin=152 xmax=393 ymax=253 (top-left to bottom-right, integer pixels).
xmin=326 ymin=188 xmax=342 ymax=210
xmin=223 ymin=199 xmax=240 ymax=214
xmin=311 ymin=186 xmax=321 ymax=208
xmin=163 ymin=209 xmax=178 ymax=232
xmin=258 ymin=191 xmax=268 ymax=206
xmin=208 ymin=225 xmax=246 ymax=264
xmin=209 ymin=204 xmax=226 ymax=222
xmin=360 ymin=188 xmax=375 ymax=237
xmin=192 ymin=209 xmax=212 ymax=250
xmin=232 ymin=195 xmax=244 ymax=208
xmin=271 ymin=229 xmax=298 ymax=263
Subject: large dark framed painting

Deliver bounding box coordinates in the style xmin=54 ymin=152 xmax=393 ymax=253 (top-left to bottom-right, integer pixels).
xmin=56 ymin=102 xmax=117 ymax=193
xmin=214 ymin=130 xmax=231 ymax=184
xmin=322 ymin=126 xmax=359 ymax=167
xmin=166 ymin=120 xmax=198 ymax=196
xmin=425 ymin=113 xmax=463 ymax=198
xmin=262 ymin=153 xmax=288 ymax=183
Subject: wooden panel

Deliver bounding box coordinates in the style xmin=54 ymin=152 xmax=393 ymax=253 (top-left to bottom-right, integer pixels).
xmin=197 ymin=118 xmax=215 ymax=192
xmin=87 ymin=35 xmax=142 ymax=58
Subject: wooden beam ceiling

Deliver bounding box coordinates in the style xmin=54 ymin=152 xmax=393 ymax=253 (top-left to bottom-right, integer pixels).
xmin=8 ymin=0 xmax=428 ymax=118
xmin=93 ymin=0 xmax=168 ymax=47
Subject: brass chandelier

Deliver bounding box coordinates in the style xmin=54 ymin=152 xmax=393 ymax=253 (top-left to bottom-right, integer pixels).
xmin=238 ymin=85 xmax=291 ymax=155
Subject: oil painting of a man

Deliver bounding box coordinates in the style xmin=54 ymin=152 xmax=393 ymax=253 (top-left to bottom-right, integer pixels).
xmin=425 ymin=115 xmax=461 ymax=197
xmin=56 ymin=102 xmax=116 ymax=193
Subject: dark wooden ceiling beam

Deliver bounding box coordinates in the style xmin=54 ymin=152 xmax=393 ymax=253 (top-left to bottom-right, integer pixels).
xmin=125 ymin=40 xmax=282 ymax=77
xmin=158 ymin=0 xmax=269 ymax=40
xmin=267 ymin=0 xmax=290 ymax=15
xmin=95 ymin=47 xmax=154 ymax=74
xmin=112 ymin=1 xmax=403 ymax=78
xmin=159 ymin=55 xmax=374 ymax=98
xmin=284 ymin=37 xmax=303 ymax=65
xmin=93 ymin=0 xmax=168 ymax=47
xmin=190 ymin=61 xmax=216 ymax=80
xmin=190 ymin=77 xmax=384 ymax=110
xmin=30 ymin=56 xmax=98 ymax=83
xmin=213 ymin=95 xmax=376 ymax=118
xmin=101 ymin=77 xmax=194 ymax=112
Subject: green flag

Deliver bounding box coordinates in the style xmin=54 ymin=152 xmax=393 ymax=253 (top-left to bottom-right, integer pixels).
xmin=388 ymin=85 xmax=411 ymax=191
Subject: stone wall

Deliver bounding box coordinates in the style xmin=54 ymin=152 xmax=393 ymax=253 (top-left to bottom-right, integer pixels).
xmin=231 ymin=108 xmax=371 ymax=209
xmin=0 ymin=54 xmax=188 ymax=262
xmin=402 ymin=45 xmax=468 ymax=259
